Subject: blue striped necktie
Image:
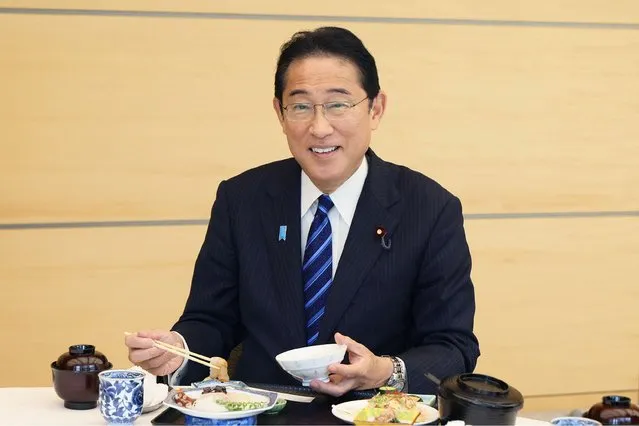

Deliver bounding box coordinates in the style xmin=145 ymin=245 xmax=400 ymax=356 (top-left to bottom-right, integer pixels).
xmin=303 ymin=194 xmax=334 ymax=346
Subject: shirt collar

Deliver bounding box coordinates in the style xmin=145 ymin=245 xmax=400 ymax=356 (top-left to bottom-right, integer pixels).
xmin=300 ymin=157 xmax=369 ymax=226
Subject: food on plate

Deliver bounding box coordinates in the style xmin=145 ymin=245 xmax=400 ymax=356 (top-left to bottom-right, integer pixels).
xmin=354 ymin=389 xmax=427 ymax=424
xmin=174 ymin=388 xmax=197 ymax=407
xmin=174 ymin=386 xmax=268 ymax=413
xmin=209 ymin=357 xmax=230 ymax=382
xmin=202 ymin=385 xmax=227 ymax=394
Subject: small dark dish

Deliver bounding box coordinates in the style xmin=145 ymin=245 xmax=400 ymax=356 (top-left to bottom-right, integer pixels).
xmin=51 ymin=344 xmax=112 ymax=409
xmin=584 ymin=395 xmax=639 ymax=425
xmin=438 ymin=373 xmax=524 ymax=425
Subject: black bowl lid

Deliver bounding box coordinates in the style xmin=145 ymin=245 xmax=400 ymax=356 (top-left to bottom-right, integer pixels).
xmin=440 ymin=373 xmax=524 ymax=409
xmin=54 ymin=344 xmax=110 ymax=372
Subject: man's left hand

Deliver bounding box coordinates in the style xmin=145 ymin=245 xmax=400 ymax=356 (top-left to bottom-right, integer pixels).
xmin=309 ymin=332 xmax=393 ymax=397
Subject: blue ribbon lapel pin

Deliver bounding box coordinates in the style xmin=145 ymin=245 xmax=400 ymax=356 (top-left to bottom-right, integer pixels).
xmin=278 ymin=225 xmax=287 ymax=242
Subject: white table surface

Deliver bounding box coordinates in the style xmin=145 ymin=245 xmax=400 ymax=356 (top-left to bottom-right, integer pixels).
xmin=0 ymin=387 xmax=555 ymax=425
xmin=0 ymin=387 xmax=162 ymax=425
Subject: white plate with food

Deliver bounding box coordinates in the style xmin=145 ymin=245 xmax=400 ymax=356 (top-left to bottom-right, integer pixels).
xmin=162 ymin=384 xmax=278 ymax=420
xmin=332 ymin=392 xmax=439 ymax=425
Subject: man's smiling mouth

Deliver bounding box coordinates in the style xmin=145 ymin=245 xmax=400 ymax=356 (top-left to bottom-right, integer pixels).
xmin=310 ymin=146 xmax=339 ymax=154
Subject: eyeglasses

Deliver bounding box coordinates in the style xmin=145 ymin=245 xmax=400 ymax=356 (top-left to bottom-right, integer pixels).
xmin=282 ymin=97 xmax=369 ymax=122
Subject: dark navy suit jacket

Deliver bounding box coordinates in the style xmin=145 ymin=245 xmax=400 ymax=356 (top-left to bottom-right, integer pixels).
xmin=172 ymin=149 xmax=480 ymax=394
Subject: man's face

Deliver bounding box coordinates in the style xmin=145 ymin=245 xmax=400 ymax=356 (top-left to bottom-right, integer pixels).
xmin=273 ymin=55 xmax=386 ymax=193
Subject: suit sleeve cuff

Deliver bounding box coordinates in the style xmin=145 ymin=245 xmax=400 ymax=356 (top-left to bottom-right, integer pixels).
xmin=167 ymin=331 xmax=189 ymax=386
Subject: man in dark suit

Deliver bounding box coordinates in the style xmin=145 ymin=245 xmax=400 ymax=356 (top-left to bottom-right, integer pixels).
xmin=126 ymin=26 xmax=479 ymax=396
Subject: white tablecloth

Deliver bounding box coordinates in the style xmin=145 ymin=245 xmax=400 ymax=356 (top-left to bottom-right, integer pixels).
xmin=0 ymin=387 xmax=160 ymax=425
xmin=0 ymin=387 xmax=553 ymax=425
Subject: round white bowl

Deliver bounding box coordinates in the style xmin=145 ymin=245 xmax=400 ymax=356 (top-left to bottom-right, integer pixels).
xmin=275 ymin=344 xmax=347 ymax=386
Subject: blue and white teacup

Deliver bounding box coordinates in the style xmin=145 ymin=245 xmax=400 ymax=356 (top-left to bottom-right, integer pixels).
xmin=98 ymin=369 xmax=145 ymax=424
xmin=550 ymin=417 xmax=602 ymax=426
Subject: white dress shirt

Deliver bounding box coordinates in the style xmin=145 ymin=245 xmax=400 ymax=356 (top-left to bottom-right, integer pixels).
xmin=170 ymin=158 xmax=369 ymax=385
xmin=300 ymin=158 xmax=368 ymax=276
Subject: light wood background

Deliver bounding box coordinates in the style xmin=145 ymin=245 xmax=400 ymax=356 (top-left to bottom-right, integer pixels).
xmin=1 ymin=0 xmax=638 ymax=413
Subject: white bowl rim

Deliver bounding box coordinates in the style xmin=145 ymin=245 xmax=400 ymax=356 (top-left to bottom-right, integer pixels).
xmin=98 ymin=369 xmax=145 ymax=380
xmin=275 ymin=344 xmax=346 ymax=363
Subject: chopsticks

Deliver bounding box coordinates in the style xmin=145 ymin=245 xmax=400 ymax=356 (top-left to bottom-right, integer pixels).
xmin=124 ymin=332 xmax=219 ymax=370
xmin=153 ymin=339 xmax=217 ymax=369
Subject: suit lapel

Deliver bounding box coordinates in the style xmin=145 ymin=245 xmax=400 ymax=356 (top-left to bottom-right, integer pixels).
xmin=318 ymin=151 xmax=401 ymax=344
xmin=261 ymin=160 xmax=307 ymax=349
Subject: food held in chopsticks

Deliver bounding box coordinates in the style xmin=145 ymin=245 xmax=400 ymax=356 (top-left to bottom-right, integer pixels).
xmin=154 ymin=341 xmax=227 ymax=381
xmin=354 ymin=389 xmax=426 ymax=424
xmin=174 ymin=386 xmax=268 ymax=412
xmin=208 ymin=357 xmax=229 ymax=382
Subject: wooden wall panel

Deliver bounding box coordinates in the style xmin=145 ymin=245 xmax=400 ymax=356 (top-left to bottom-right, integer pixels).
xmin=468 ymin=217 xmax=639 ymax=396
xmin=1 ymin=0 xmax=638 ymax=23
xmin=2 ymin=16 xmax=638 ymax=224
xmin=0 ymin=226 xmax=205 ymax=386
xmin=372 ymin=25 xmax=639 ymax=214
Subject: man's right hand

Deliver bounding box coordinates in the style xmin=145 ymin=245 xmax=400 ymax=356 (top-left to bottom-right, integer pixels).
xmin=125 ymin=330 xmax=184 ymax=377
